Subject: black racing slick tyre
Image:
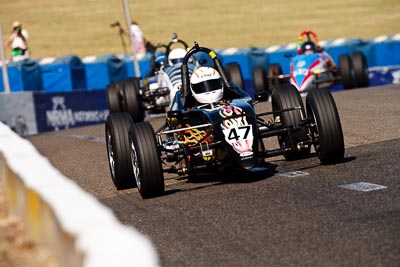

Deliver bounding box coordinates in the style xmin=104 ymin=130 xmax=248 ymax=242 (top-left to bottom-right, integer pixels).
xmin=225 ymin=62 xmax=245 ymax=91
xmin=106 ymin=81 xmax=122 ymax=113
xmin=271 ymin=84 xmax=310 ymax=160
xmin=105 ymin=112 xmax=136 ymax=190
xmin=253 ymin=66 xmax=268 ymax=94
xmin=129 ymin=122 xmax=164 ymax=199
xmin=268 ymin=63 xmax=283 ymax=92
xmin=122 ymin=78 xmax=145 ymax=122
xmin=339 ymin=54 xmax=354 ymax=89
xmin=306 ymin=89 xmax=344 ymax=164
xmin=352 ymin=51 xmax=369 ymax=88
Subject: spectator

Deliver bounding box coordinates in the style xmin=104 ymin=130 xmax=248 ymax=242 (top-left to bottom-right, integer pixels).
xmin=128 ymin=21 xmax=146 ymax=56
xmin=112 ymin=20 xmax=154 ymax=56
xmin=6 ymin=21 xmax=30 ymax=61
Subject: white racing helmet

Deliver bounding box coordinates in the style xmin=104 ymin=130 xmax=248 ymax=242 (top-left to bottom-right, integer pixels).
xmin=190 ymin=67 xmax=224 ymax=104
xmin=168 ymin=48 xmax=186 ymax=65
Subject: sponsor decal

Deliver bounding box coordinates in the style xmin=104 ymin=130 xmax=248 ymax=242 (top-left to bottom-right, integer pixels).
xmin=296 ymin=60 xmax=306 ymax=68
xmin=46 ymin=96 xmax=109 ymax=131
xmin=293 ymin=68 xmax=308 ymax=76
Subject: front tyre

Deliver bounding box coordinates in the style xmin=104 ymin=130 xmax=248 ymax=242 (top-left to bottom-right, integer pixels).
xmin=129 ymin=122 xmax=164 ymax=199
xmin=105 ymin=112 xmax=136 ymax=190
xmin=306 ymin=89 xmax=344 ymax=164
xmin=122 ymin=78 xmax=145 ymax=122
xmin=272 ymin=84 xmax=310 ymax=160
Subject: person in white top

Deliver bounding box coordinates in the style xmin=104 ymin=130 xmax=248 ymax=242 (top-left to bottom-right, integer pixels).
xmin=6 ymin=21 xmax=30 ymax=61
xmin=129 ymin=22 xmax=146 ymax=56
xmin=111 ymin=20 xmax=155 ymax=57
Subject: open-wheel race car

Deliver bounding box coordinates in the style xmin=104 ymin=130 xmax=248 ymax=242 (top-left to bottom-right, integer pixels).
xmin=105 ymin=42 xmax=345 ymax=199
xmin=253 ymin=30 xmax=369 ymax=95
xmin=105 ymin=33 xmax=197 ymax=121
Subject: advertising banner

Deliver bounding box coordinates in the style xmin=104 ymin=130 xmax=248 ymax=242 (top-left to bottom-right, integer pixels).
xmin=33 ymin=90 xmax=108 ymax=133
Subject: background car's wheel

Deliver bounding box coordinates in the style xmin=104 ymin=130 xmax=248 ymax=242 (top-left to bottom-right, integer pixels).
xmin=106 ymin=81 xmax=123 ymax=113
xmin=271 ymin=83 xmax=310 ymax=160
xmin=105 ymin=112 xmax=136 ymax=190
xmin=339 ymin=54 xmax=354 ymax=89
xmin=253 ymin=66 xmax=269 ymax=99
xmin=129 ymin=122 xmax=164 ymax=199
xmin=306 ymin=89 xmax=344 ymax=164
xmin=352 ymin=51 xmax=369 ymax=88
xmin=225 ymin=62 xmax=245 ymax=91
xmin=122 ymin=78 xmax=145 ymax=122
xmin=267 ymin=63 xmax=283 ymax=92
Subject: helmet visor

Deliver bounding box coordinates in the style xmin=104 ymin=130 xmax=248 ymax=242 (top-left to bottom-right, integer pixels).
xmin=191 ymin=78 xmax=223 ymax=94
xmin=170 ymin=58 xmax=184 ymax=65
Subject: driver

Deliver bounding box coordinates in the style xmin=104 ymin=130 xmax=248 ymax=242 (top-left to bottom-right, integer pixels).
xmin=190 ymin=67 xmax=224 ymax=104
xmin=168 ymin=48 xmax=187 ymax=65
xmin=300 ymin=41 xmax=317 ymax=55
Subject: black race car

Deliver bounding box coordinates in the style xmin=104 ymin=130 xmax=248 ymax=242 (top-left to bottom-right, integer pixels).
xmin=105 ymin=42 xmax=345 ymax=199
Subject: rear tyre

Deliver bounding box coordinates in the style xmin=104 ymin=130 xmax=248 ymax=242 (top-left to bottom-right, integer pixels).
xmin=339 ymin=54 xmax=354 ymax=89
xmin=122 ymin=78 xmax=145 ymax=122
xmin=306 ymin=89 xmax=344 ymax=164
xmin=106 ymin=81 xmax=123 ymax=113
xmin=352 ymin=52 xmax=369 ymax=88
xmin=129 ymin=122 xmax=164 ymax=199
xmin=271 ymin=84 xmax=310 ymax=160
xmin=268 ymin=63 xmax=283 ymax=92
xmin=105 ymin=112 xmax=136 ymax=190
xmin=225 ymin=62 xmax=245 ymax=90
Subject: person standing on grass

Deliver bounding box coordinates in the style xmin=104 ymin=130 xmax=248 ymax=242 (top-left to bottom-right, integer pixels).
xmin=6 ymin=21 xmax=30 ymax=61
xmin=112 ymin=20 xmax=154 ymax=57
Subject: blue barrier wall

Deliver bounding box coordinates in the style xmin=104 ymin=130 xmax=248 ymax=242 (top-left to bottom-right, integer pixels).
xmin=217 ymin=47 xmax=269 ymax=94
xmin=83 ymin=54 xmax=127 ymax=90
xmin=39 ymin=55 xmax=87 ymax=92
xmin=0 ymin=64 xmax=23 ymax=92
xmin=123 ymin=54 xmax=152 ymax=79
xmin=1 ymin=33 xmax=399 ymax=95
xmin=0 ymin=59 xmax=43 ymax=92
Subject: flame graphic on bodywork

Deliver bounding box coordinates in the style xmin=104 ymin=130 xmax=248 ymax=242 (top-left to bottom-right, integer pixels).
xmin=181 ymin=124 xmax=208 ymax=146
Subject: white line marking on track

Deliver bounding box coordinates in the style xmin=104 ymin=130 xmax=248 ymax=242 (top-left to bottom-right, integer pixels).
xmin=339 ymin=182 xmax=387 ymax=192
xmin=52 ymin=133 xmax=105 ymax=143
xmin=275 ymin=171 xmax=309 ymax=177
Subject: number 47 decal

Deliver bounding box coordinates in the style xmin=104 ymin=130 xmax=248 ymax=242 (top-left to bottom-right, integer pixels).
xmin=223 ymin=125 xmax=253 ymax=144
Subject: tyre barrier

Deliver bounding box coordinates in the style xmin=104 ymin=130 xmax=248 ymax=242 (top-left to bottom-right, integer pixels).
xmin=0 ymin=122 xmax=160 ymax=267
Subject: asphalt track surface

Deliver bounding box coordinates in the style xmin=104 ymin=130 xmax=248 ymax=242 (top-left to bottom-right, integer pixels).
xmin=28 ymin=84 xmax=400 ymax=267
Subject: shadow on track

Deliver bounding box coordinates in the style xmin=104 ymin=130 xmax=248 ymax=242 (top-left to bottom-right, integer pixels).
xmin=163 ymin=161 xmax=277 ymax=196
